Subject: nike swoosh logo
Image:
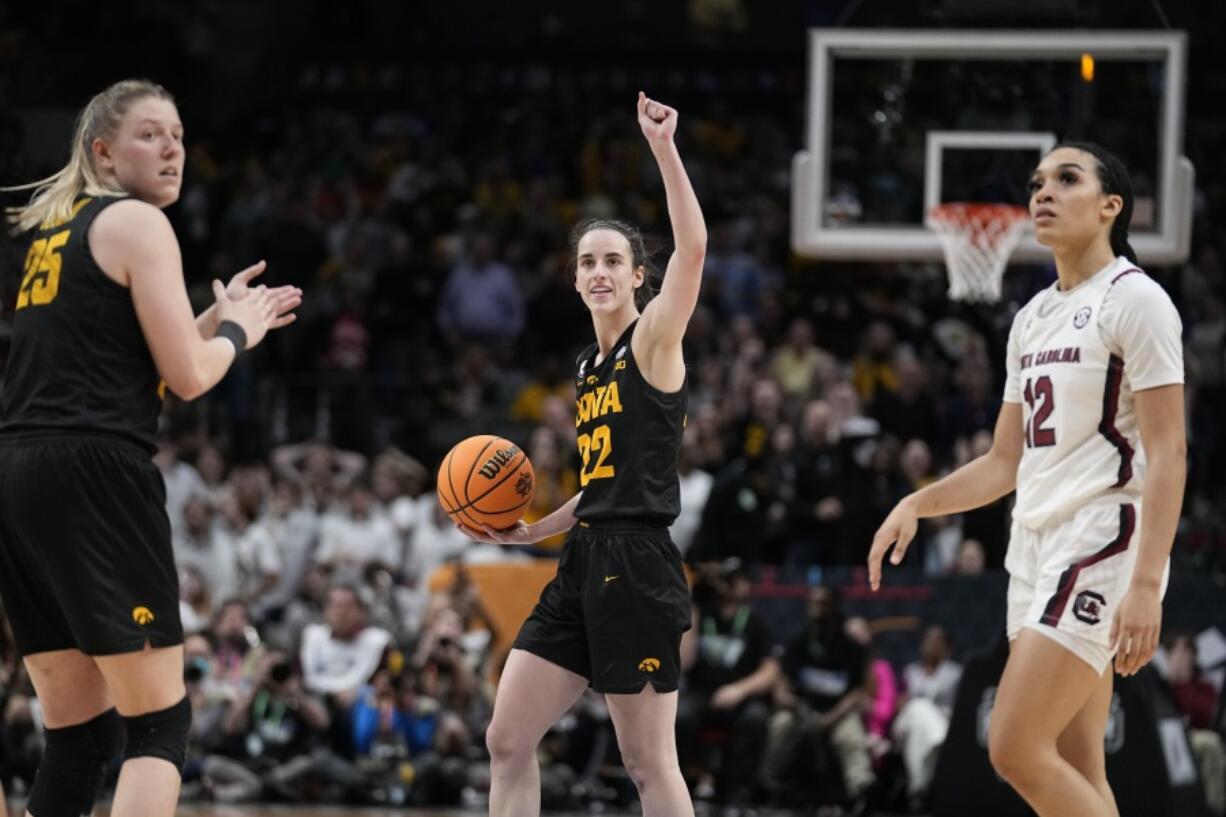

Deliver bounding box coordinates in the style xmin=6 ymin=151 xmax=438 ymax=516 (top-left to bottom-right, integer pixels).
xmin=604 ymin=575 xmax=620 ymax=583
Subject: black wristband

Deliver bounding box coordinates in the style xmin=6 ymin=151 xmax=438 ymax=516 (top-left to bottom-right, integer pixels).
xmin=215 ymin=320 xmax=247 ymax=354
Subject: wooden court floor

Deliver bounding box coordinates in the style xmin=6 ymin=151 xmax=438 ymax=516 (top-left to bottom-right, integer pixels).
xmin=6 ymin=804 xmax=900 ymax=816
xmin=5 ymin=799 xmax=915 ymax=816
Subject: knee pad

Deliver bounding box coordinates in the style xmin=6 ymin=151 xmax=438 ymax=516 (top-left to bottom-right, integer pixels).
xmin=27 ymin=708 xmax=123 ymax=817
xmin=123 ymin=696 xmax=191 ymax=774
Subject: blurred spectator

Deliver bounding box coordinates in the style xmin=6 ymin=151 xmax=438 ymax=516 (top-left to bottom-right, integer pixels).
xmin=703 ymin=221 xmax=767 ymax=320
xmin=872 ymin=355 xmax=940 ymax=444
xmin=211 ymin=600 xmax=269 ymax=697
xmin=766 ymin=585 xmax=874 ymax=809
xmin=892 ymin=626 xmax=962 ymax=811
xmin=316 ymin=478 xmax=400 ymax=579
xmin=678 ymin=561 xmax=780 ymax=806
xmin=789 ymin=399 xmax=847 ymax=565
xmin=175 ymin=495 xmax=240 ymax=602
xmin=155 ymin=430 xmax=207 ymax=537
xmin=196 ymin=443 xmax=233 ymax=507
xmin=371 ymin=448 xmax=429 ymax=552
xmin=852 ymin=321 xmax=900 ymax=404
xmin=827 ymin=380 xmax=882 ymax=447
xmin=691 ymin=453 xmax=773 ymax=565
xmin=180 ymin=565 xmax=214 ymax=635
xmin=953 ymin=538 xmax=987 ymax=576
xmin=844 ymin=439 xmax=909 ymax=566
xmin=845 ymin=616 xmax=899 ymax=763
xmin=770 ymin=318 xmax=831 ymax=400
xmin=1163 ymin=633 xmax=1225 ymax=815
xmin=215 ymin=493 xmax=282 ymax=603
xmin=898 ymin=439 xmax=935 ymax=491
xmin=436 ymin=233 xmax=524 ymax=342
xmin=272 ymin=441 xmax=368 ymax=506
xmin=425 ymin=561 xmax=499 ymax=676
xmin=671 ymin=427 xmax=714 ymax=557
xmin=260 ymin=479 xmax=322 ymax=617
xmin=301 ymin=585 xmax=393 ymax=711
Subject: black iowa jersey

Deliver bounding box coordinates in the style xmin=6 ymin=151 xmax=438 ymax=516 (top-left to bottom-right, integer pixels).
xmin=1 ymin=196 xmax=162 ymax=453
xmin=573 ymin=319 xmax=687 ymax=524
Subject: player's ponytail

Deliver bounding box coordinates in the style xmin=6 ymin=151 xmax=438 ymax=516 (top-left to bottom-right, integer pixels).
xmin=568 ymin=218 xmax=660 ymax=311
xmin=1051 ymin=141 xmax=1138 ymax=264
xmin=4 ymin=79 xmax=174 ymax=235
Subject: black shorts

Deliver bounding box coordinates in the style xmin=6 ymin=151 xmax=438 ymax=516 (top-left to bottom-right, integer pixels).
xmin=513 ymin=521 xmax=692 ymax=694
xmin=0 ymin=437 xmax=183 ymax=657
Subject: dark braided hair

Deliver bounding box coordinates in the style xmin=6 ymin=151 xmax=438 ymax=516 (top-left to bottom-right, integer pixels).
xmin=1047 ymin=142 xmax=1138 ymax=264
xmin=568 ymin=218 xmax=659 ymax=311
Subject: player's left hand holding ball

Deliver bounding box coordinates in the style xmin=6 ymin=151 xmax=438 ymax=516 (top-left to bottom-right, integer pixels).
xmin=458 ymin=520 xmax=535 ymax=547
xmin=1110 ymin=582 xmax=1162 ymax=676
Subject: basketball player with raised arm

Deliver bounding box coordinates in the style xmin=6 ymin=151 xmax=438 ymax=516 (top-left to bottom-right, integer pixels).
xmin=462 ymin=93 xmax=704 ymax=817
xmin=0 ymin=80 xmax=300 ymax=817
xmin=869 ymin=143 xmax=1184 ymax=817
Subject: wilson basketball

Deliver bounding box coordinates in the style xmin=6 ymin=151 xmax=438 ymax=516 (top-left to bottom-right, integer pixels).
xmin=437 ymin=435 xmax=535 ymax=532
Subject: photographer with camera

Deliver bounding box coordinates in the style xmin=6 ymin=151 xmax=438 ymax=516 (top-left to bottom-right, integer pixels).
xmin=211 ymin=650 xmax=339 ymax=802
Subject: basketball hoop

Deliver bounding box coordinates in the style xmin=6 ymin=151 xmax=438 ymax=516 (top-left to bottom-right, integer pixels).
xmin=927 ymin=203 xmax=1030 ymax=303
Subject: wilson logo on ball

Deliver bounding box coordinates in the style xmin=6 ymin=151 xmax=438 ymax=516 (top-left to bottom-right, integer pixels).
xmin=479 ymin=446 xmax=522 ymax=479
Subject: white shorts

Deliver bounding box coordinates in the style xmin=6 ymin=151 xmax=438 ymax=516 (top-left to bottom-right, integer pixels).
xmin=1005 ymin=501 xmax=1168 ymax=675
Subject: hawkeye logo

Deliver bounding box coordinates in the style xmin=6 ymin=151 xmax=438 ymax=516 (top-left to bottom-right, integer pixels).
xmin=638 ymin=658 xmax=661 ymax=673
xmin=479 ymin=446 xmax=521 ymax=480
xmin=132 ymin=606 xmax=155 ymax=626
xmin=576 ymin=381 xmax=624 ymax=426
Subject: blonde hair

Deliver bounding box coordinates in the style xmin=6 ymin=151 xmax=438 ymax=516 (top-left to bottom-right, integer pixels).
xmin=5 ymin=79 xmax=175 ymax=234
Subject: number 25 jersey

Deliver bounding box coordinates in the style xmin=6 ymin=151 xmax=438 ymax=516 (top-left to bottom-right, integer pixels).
xmin=573 ymin=319 xmax=688 ymax=525
xmin=1 ymin=196 xmax=162 ymax=453
xmin=1004 ymin=257 xmax=1183 ymax=529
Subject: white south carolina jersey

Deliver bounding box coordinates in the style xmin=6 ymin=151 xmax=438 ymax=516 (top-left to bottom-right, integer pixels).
xmin=1004 ymin=256 xmax=1184 ymax=530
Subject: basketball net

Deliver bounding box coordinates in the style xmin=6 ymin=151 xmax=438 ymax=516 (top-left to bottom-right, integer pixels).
xmin=927 ymin=203 xmax=1030 ymax=303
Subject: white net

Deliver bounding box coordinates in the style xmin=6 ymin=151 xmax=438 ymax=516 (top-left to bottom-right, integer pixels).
xmin=927 ymin=203 xmax=1030 ymax=303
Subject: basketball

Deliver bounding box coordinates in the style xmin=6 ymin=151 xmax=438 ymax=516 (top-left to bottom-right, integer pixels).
xmin=437 ymin=435 xmax=535 ymax=532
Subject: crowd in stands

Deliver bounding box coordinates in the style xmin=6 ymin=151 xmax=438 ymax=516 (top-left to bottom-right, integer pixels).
xmin=1 ymin=432 xmax=1221 ymax=814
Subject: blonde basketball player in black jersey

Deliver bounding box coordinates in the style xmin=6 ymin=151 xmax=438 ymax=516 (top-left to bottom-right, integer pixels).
xmin=869 ymin=143 xmax=1185 ymax=817
xmin=0 ymin=80 xmax=300 ymax=817
xmin=463 ymin=93 xmax=704 ymax=816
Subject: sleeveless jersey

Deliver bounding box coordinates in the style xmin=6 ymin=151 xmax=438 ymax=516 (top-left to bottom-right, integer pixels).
xmin=1 ymin=196 xmax=162 ymax=453
xmin=573 ymin=320 xmax=688 ymax=524
xmin=1005 ymin=256 xmax=1184 ymax=529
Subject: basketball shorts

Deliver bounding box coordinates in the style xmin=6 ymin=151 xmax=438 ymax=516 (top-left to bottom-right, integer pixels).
xmin=0 ymin=438 xmax=183 ymax=657
xmin=514 ymin=521 xmax=692 ymax=694
xmin=1005 ymin=500 xmax=1168 ymax=674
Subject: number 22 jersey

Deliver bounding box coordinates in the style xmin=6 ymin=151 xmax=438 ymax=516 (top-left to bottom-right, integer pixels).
xmin=572 ymin=319 xmax=688 ymax=525
xmin=1004 ymin=256 xmax=1184 ymax=529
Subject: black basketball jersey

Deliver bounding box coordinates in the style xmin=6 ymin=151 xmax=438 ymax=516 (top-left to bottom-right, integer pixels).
xmin=1 ymin=196 xmax=162 ymax=453
xmin=573 ymin=319 xmax=687 ymax=524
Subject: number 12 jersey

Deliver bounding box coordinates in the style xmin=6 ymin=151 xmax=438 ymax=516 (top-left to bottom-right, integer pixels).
xmin=1005 ymin=256 xmax=1184 ymax=529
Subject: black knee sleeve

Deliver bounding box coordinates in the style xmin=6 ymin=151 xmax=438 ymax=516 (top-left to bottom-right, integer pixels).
xmin=123 ymin=696 xmax=191 ymax=774
xmin=27 ymin=708 xmax=123 ymax=817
